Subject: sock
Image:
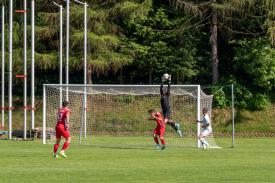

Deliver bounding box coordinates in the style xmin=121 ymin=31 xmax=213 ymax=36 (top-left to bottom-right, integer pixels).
xmin=203 ymin=139 xmax=209 ymax=146
xmin=154 ymin=137 xmax=159 ymax=144
xmin=53 ymin=144 xmax=59 ymax=154
xmin=167 ymin=122 xmax=177 ymax=131
xmin=62 ymin=141 xmax=70 ymax=151
xmin=160 ymin=138 xmax=166 ymax=145
xmin=199 ymin=138 xmax=204 ymax=145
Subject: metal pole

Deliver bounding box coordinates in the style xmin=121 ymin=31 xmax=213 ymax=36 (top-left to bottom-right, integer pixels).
xmin=197 ymin=85 xmax=201 ymax=148
xmin=60 ymin=5 xmax=63 ymax=107
xmin=43 ymin=85 xmax=46 ymax=144
xmin=1 ymin=6 xmax=4 ymax=127
xmin=84 ymin=2 xmax=87 ymax=138
xmin=73 ymin=0 xmax=88 ymax=137
xmin=31 ymin=0 xmax=35 ymax=129
xmin=53 ymin=2 xmax=63 ymax=107
xmin=58 ymin=4 xmax=63 ymax=107
xmin=232 ymin=84 xmax=235 ymax=148
xmin=66 ymin=0 xmax=70 ymax=100
xmin=8 ymin=0 xmax=13 ymax=139
xmin=23 ymin=0 xmax=27 ymax=139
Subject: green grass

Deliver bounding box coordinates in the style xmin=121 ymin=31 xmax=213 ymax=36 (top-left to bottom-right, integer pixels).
xmin=0 ymin=137 xmax=275 ymax=183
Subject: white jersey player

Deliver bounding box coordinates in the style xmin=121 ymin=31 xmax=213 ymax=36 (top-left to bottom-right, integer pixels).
xmin=198 ymin=108 xmax=212 ymax=150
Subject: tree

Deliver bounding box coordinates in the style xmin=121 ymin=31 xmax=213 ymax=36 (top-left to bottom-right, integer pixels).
xmin=168 ymin=0 xmax=275 ymax=84
xmin=233 ymin=38 xmax=275 ymax=92
xmin=124 ymin=7 xmax=198 ymax=84
xmin=34 ymin=0 xmax=152 ymax=84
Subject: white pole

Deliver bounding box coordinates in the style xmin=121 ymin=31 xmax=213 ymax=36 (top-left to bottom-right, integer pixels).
xmin=73 ymin=0 xmax=87 ymax=138
xmin=73 ymin=0 xmax=87 ymax=137
xmin=23 ymin=0 xmax=27 ymax=139
xmin=232 ymin=84 xmax=235 ymax=148
xmin=43 ymin=85 xmax=46 ymax=144
xmin=59 ymin=4 xmax=63 ymax=107
xmin=66 ymin=0 xmax=70 ymax=100
xmin=1 ymin=6 xmax=4 ymax=127
xmin=84 ymin=2 xmax=87 ymax=138
xmin=60 ymin=5 xmax=63 ymax=107
xmin=8 ymin=0 xmax=13 ymax=139
xmin=53 ymin=2 xmax=63 ymax=107
xmin=31 ymin=0 xmax=35 ymax=129
xmin=197 ymin=85 xmax=201 ymax=148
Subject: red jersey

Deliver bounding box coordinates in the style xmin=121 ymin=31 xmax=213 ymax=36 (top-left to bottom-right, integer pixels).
xmin=56 ymin=107 xmax=70 ymax=126
xmin=154 ymin=112 xmax=165 ymax=128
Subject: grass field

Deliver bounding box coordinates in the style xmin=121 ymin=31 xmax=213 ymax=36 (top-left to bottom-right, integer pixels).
xmin=0 ymin=137 xmax=275 ymax=183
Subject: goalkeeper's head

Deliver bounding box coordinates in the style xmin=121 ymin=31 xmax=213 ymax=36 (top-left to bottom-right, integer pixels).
xmin=62 ymin=100 xmax=69 ymax=107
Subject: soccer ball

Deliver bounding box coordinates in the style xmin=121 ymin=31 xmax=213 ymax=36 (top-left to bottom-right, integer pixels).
xmin=163 ymin=73 xmax=170 ymax=81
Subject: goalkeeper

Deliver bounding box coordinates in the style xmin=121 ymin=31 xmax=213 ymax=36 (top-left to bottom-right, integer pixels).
xmin=160 ymin=74 xmax=182 ymax=137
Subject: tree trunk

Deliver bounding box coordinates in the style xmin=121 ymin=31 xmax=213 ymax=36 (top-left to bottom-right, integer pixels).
xmin=210 ymin=9 xmax=219 ymax=84
xmin=88 ymin=64 xmax=93 ymax=84
xmin=148 ymin=63 xmax=153 ymax=84
xmin=119 ymin=68 xmax=123 ymax=84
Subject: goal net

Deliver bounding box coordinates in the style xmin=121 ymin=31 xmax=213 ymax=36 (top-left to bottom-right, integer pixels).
xmin=43 ymin=84 xmax=220 ymax=148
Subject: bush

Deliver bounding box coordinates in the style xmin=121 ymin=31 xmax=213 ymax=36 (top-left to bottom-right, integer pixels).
xmin=213 ymin=88 xmax=231 ymax=108
xmin=249 ymin=93 xmax=270 ymax=110
xmin=115 ymin=95 xmax=135 ymax=103
xmin=232 ymin=82 xmax=270 ymax=110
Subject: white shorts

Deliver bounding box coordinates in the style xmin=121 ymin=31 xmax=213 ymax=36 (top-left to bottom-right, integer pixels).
xmin=201 ymin=129 xmax=212 ymax=137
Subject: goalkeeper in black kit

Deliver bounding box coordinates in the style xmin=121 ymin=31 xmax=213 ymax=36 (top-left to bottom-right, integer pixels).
xmin=160 ymin=74 xmax=183 ymax=137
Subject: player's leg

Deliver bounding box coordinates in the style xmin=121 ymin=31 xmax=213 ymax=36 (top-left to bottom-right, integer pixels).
xmin=60 ymin=136 xmax=71 ymax=158
xmin=153 ymin=129 xmax=161 ymax=149
xmin=201 ymin=130 xmax=211 ymax=148
xmin=53 ymin=138 xmax=61 ymax=158
xmin=167 ymin=119 xmax=183 ymax=137
xmin=163 ymin=111 xmax=177 ymax=131
xmin=165 ymin=117 xmax=176 ymax=130
xmin=163 ymin=110 xmax=182 ymax=136
xmin=59 ymin=127 xmax=71 ymax=158
xmin=198 ymin=134 xmax=206 ymax=149
xmin=159 ymin=128 xmax=166 ymax=150
xmin=198 ymin=131 xmax=210 ymax=150
xmin=54 ymin=125 xmax=62 ymax=158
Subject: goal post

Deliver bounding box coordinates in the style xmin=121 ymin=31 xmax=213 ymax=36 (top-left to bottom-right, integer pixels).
xmin=43 ymin=84 xmax=46 ymax=144
xmin=201 ymin=84 xmax=235 ymax=148
xmin=43 ymin=84 xmax=219 ymax=148
xmin=197 ymin=85 xmax=201 ymax=148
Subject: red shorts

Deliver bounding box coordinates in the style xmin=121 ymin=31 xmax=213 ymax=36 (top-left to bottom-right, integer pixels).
xmin=154 ymin=127 xmax=165 ymax=137
xmin=56 ymin=124 xmax=70 ymax=139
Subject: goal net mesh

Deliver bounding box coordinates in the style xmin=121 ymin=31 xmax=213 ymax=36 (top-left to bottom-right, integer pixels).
xmin=44 ymin=85 xmax=220 ymax=148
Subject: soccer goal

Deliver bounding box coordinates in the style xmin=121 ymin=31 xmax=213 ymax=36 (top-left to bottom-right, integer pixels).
xmin=43 ymin=84 xmax=221 ymax=148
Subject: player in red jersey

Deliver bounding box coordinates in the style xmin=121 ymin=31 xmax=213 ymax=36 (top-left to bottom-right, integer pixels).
xmin=148 ymin=109 xmax=166 ymax=150
xmin=53 ymin=100 xmax=71 ymax=158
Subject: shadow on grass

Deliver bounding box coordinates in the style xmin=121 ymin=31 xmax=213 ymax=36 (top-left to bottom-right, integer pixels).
xmin=0 ymin=138 xmax=34 ymax=141
xmin=224 ymin=108 xmax=252 ymax=127
xmin=0 ymin=138 xmax=9 ymax=140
